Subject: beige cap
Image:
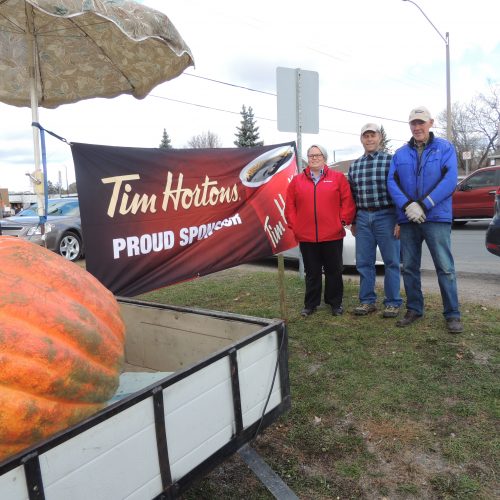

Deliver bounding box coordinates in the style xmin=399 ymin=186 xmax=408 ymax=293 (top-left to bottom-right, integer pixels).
xmin=408 ymin=106 xmax=432 ymax=123
xmin=361 ymin=123 xmax=380 ymax=135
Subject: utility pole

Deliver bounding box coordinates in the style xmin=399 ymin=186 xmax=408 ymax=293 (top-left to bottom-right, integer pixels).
xmin=402 ymin=0 xmax=452 ymax=142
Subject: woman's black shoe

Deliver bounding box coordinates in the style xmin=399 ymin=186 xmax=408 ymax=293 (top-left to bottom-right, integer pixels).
xmin=331 ymin=305 xmax=344 ymax=316
xmin=300 ymin=307 xmax=316 ymax=317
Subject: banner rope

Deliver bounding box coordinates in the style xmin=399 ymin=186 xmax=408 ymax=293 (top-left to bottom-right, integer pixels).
xmin=30 ymin=122 xmax=71 ymax=225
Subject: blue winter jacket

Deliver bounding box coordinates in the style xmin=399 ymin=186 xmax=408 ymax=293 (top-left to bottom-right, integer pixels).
xmin=387 ymin=133 xmax=458 ymax=224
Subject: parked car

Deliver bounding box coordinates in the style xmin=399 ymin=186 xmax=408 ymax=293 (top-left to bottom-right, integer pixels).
xmin=278 ymin=229 xmax=383 ymax=269
xmin=485 ymin=187 xmax=500 ymax=256
xmin=452 ymin=165 xmax=500 ymax=224
xmin=0 ymin=197 xmax=84 ymax=261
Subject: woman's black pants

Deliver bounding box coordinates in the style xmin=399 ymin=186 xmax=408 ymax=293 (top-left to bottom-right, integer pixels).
xmin=299 ymin=239 xmax=344 ymax=309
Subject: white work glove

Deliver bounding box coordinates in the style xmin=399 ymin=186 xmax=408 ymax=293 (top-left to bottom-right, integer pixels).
xmin=405 ymin=202 xmax=426 ymax=224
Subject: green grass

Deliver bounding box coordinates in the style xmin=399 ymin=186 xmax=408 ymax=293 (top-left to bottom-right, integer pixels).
xmin=139 ymin=267 xmax=500 ymax=500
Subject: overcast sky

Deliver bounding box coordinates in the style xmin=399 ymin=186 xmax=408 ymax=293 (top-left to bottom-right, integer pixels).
xmin=1 ymin=0 xmax=499 ymax=192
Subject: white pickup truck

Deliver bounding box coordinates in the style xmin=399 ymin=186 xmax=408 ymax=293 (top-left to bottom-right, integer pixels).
xmin=0 ymin=298 xmax=291 ymax=499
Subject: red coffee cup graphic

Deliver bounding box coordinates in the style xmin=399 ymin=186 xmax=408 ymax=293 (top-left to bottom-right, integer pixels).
xmin=239 ymin=145 xmax=298 ymax=254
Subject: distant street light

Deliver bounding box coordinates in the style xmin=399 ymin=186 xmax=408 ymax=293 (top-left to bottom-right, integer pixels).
xmin=402 ymin=0 xmax=452 ymax=142
xmin=64 ymin=164 xmax=69 ymax=194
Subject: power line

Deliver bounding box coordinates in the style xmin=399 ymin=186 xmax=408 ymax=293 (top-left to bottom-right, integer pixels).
xmin=320 ymin=104 xmax=407 ymax=124
xmin=183 ymin=73 xmax=276 ymax=97
xmin=148 ymin=94 xmax=275 ymax=121
xmin=150 ymin=93 xmax=409 ymax=143
xmin=183 ymin=72 xmax=409 ymax=124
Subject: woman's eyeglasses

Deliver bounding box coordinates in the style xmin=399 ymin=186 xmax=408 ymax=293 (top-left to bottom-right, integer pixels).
xmin=307 ymin=154 xmax=323 ymax=159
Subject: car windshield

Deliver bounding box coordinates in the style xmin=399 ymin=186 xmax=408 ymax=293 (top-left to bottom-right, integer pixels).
xmin=17 ymin=199 xmax=80 ymax=217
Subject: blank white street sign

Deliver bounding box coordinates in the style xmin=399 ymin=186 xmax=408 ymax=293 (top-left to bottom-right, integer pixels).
xmin=276 ymin=67 xmax=319 ymax=134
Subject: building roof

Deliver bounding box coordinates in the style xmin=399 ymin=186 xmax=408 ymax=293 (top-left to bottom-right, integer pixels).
xmin=328 ymin=159 xmax=353 ymax=174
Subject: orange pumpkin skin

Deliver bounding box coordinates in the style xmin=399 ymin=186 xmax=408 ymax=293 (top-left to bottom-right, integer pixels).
xmin=0 ymin=236 xmax=125 ymax=461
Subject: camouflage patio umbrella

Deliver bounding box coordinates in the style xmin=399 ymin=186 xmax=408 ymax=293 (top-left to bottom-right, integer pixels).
xmin=0 ymin=0 xmax=194 ymax=213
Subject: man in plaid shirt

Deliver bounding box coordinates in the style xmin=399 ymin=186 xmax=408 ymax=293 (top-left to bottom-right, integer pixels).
xmin=348 ymin=123 xmax=402 ymax=318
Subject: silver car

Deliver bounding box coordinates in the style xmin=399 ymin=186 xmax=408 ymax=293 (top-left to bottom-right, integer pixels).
xmin=279 ymin=230 xmax=384 ymax=269
xmin=0 ymin=197 xmax=84 ymax=262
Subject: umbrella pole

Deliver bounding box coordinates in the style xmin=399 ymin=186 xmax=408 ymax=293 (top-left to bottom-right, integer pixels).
xmin=29 ymin=70 xmax=41 ymax=175
xmin=26 ymin=4 xmax=45 ymax=219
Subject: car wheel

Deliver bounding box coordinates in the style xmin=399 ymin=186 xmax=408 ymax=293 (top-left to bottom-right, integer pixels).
xmin=58 ymin=232 xmax=82 ymax=262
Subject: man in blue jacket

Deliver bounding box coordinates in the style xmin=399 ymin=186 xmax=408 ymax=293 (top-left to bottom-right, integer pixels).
xmin=387 ymin=106 xmax=463 ymax=333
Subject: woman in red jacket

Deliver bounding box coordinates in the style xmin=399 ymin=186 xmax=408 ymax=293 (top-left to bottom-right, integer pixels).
xmin=285 ymin=144 xmax=356 ymax=317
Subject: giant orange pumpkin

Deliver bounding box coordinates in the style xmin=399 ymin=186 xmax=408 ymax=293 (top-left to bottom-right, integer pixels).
xmin=0 ymin=236 xmax=125 ymax=461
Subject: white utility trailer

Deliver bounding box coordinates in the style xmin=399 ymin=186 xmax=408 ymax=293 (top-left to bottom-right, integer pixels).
xmin=0 ymin=298 xmax=291 ymax=499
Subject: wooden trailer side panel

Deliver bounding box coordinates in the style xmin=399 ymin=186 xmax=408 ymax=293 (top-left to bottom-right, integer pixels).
xmin=238 ymin=331 xmax=282 ymax=428
xmin=164 ymin=329 xmax=282 ymax=483
xmin=164 ymin=356 xmax=235 ymax=482
xmin=39 ymin=399 xmax=162 ymax=500
xmin=0 ymin=466 xmax=28 ymax=500
xmin=121 ymin=303 xmax=258 ymax=372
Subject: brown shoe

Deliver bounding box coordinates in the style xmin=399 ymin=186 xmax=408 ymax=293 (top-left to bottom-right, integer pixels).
xmin=396 ymin=310 xmax=422 ymax=327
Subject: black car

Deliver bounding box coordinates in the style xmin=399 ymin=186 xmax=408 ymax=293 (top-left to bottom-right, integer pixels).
xmin=485 ymin=187 xmax=500 ymax=256
xmin=0 ymin=197 xmax=84 ymax=261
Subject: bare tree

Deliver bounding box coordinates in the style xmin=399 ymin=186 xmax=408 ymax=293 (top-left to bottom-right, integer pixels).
xmin=468 ymin=83 xmax=500 ymax=166
xmin=47 ymin=180 xmax=59 ymax=195
xmin=186 ymin=131 xmax=222 ymax=148
xmin=437 ymin=103 xmax=486 ymax=173
xmin=436 ymin=82 xmax=500 ymax=172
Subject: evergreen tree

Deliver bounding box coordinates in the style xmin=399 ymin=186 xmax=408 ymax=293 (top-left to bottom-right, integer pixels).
xmin=159 ymin=129 xmax=172 ymax=149
xmin=380 ymin=125 xmax=392 ymax=154
xmin=234 ymin=105 xmax=263 ymax=147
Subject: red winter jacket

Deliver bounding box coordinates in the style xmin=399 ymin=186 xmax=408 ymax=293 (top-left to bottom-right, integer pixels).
xmin=285 ymin=166 xmax=356 ymax=243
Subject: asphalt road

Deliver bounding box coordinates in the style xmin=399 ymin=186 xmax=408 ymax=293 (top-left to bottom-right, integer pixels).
xmin=422 ymin=220 xmax=499 ymax=274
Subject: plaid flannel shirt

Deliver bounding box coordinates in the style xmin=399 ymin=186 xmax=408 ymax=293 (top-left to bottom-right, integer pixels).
xmin=348 ymin=150 xmax=393 ymax=209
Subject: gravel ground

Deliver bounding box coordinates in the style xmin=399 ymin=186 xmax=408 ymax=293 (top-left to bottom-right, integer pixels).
xmin=417 ymin=269 xmax=499 ymax=309
xmin=346 ymin=268 xmax=500 ymax=309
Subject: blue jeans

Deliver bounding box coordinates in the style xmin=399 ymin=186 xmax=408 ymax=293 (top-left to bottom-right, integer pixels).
xmin=355 ymin=208 xmax=402 ymax=307
xmin=400 ymin=222 xmax=460 ymax=319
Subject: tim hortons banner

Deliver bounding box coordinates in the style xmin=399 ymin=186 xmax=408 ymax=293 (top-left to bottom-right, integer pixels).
xmin=72 ymin=142 xmax=298 ymax=296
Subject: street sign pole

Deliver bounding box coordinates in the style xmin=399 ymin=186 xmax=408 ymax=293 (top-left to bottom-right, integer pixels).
xmin=295 ymin=69 xmax=305 ymax=279
xmin=276 ymin=67 xmax=319 ymax=280
xmin=462 ymin=151 xmax=472 ymax=175
xmin=295 ymin=68 xmax=303 ymax=172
